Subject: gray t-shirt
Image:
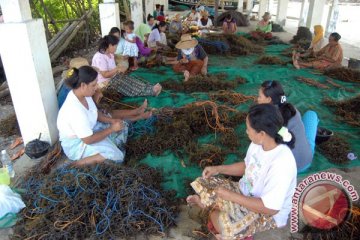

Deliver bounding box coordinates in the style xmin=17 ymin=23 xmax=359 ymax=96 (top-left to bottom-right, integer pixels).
xmin=287 ymin=109 xmax=312 ymax=170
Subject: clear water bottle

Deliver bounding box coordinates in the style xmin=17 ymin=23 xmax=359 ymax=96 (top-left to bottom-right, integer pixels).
xmin=1 ymin=150 xmax=15 ymax=178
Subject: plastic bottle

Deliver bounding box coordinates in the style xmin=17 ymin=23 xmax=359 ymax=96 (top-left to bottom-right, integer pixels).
xmin=1 ymin=150 xmax=15 ymax=178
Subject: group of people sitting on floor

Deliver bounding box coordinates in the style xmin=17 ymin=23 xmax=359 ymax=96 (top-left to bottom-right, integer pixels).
xmin=55 ymin=10 xmax=346 ymax=239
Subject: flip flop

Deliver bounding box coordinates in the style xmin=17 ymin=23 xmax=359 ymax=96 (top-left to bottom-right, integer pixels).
xmin=11 ymin=147 xmax=25 ymax=161
xmin=10 ymin=137 xmax=23 ymax=150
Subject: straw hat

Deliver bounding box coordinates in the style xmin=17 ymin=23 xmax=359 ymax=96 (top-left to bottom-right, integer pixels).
xmin=262 ymin=12 xmax=271 ymax=18
xmin=200 ymin=11 xmax=209 ymax=17
xmin=175 ymin=34 xmax=198 ymax=49
xmin=173 ymin=13 xmax=181 ymax=21
xmin=61 ymin=57 xmax=89 ymax=79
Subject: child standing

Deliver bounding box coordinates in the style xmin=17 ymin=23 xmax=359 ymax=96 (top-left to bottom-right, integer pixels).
xmin=123 ymin=21 xmax=139 ymax=71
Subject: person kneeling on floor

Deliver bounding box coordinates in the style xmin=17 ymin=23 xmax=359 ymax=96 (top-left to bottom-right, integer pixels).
xmin=173 ymin=34 xmax=208 ymax=82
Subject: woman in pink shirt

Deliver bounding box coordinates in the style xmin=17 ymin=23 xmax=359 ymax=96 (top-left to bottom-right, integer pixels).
xmin=92 ymin=35 xmax=162 ymax=96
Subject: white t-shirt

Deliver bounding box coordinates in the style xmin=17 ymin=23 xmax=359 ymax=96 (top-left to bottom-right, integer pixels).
xmin=239 ymin=142 xmax=297 ymax=227
xmin=57 ymin=90 xmax=98 ymax=140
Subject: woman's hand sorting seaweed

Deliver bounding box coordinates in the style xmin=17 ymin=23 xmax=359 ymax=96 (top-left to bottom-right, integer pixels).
xmin=202 ymin=166 xmax=219 ymax=179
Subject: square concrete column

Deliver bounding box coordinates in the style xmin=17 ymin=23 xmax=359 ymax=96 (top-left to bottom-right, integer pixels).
xmin=145 ymin=0 xmax=155 ymax=18
xmin=276 ymin=0 xmax=289 ymax=26
xmin=258 ymin=0 xmax=268 ymax=20
xmin=246 ymin=0 xmax=254 ymax=12
xmin=237 ymin=0 xmax=244 ymax=12
xmin=99 ymin=0 xmax=121 ymax=37
xmin=299 ymin=0 xmax=309 ymax=26
xmin=0 ymin=19 xmax=59 ymax=145
xmin=306 ymin=0 xmax=326 ymax=29
xmin=130 ymin=0 xmax=144 ymax=29
xmin=325 ymin=0 xmax=339 ymax=36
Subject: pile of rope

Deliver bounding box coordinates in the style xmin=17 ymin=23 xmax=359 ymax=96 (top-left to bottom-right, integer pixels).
xmin=161 ymin=73 xmax=246 ymax=93
xmin=256 ymin=55 xmax=287 ymax=65
xmin=324 ymin=67 xmax=360 ymax=83
xmin=210 ymin=90 xmax=255 ymax=105
xmin=0 ymin=114 xmax=20 ymax=137
xmin=296 ymin=76 xmax=330 ymax=89
xmin=317 ymin=135 xmax=351 ymax=164
xmin=126 ymin=101 xmax=247 ymax=166
xmin=13 ymin=163 xmax=179 ymax=240
xmin=198 ymin=34 xmax=264 ymax=56
xmin=323 ymin=95 xmax=360 ymax=127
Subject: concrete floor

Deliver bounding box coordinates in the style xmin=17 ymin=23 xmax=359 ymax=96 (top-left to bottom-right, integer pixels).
xmin=1 ymin=17 xmax=360 ymax=240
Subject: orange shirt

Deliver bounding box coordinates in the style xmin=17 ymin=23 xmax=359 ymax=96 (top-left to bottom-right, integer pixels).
xmin=316 ymin=43 xmax=343 ymax=65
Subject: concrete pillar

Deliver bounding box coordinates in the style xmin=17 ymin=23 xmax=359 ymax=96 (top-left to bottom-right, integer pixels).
xmin=276 ymin=0 xmax=289 ymax=26
xmin=99 ymin=0 xmax=120 ymax=37
xmin=325 ymin=0 xmax=339 ymax=36
xmin=246 ymin=0 xmax=254 ymax=12
xmin=0 ymin=0 xmax=58 ymax=145
xmin=258 ymin=0 xmax=268 ymax=20
xmin=299 ymin=0 xmax=308 ymax=26
xmin=237 ymin=0 xmax=244 ymax=12
xmin=145 ymin=0 xmax=154 ymax=18
xmin=306 ymin=0 xmax=326 ymax=29
xmin=130 ymin=0 xmax=144 ymax=29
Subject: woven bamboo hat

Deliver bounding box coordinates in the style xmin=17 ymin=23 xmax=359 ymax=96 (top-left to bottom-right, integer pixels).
xmin=200 ymin=11 xmax=209 ymax=17
xmin=62 ymin=57 xmax=89 ymax=79
xmin=175 ymin=34 xmax=198 ymax=49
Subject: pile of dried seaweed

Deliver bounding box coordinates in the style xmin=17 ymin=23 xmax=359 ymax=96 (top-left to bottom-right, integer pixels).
xmin=317 ymin=135 xmax=351 ymax=164
xmin=185 ymin=143 xmax=227 ymax=168
xmin=0 ymin=114 xmax=20 ymax=137
xmin=210 ymin=90 xmax=255 ymax=105
xmin=289 ymin=26 xmax=312 ymax=50
xmin=324 ymin=67 xmax=360 ymax=83
xmin=301 ymin=203 xmax=360 ymax=240
xmin=323 ymin=95 xmax=360 ymax=127
xmin=161 ymin=73 xmax=246 ymax=93
xmin=13 ymin=163 xmax=179 ymax=240
xmin=199 ymin=34 xmax=264 ymax=56
xmin=126 ymin=101 xmax=247 ymax=166
xmin=256 ymin=55 xmax=286 ymax=65
xmin=296 ymin=76 xmax=330 ymax=89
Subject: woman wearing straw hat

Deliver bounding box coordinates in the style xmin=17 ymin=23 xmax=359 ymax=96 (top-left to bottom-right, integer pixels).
xmin=197 ymin=11 xmax=213 ymax=35
xmin=251 ymin=12 xmax=273 ymax=40
xmin=173 ymin=34 xmax=208 ymax=82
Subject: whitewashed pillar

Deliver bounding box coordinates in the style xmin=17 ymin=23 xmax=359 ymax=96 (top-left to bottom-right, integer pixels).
xmin=246 ymin=0 xmax=253 ymax=12
xmin=237 ymin=0 xmax=244 ymax=12
xmin=325 ymin=0 xmax=339 ymax=36
xmin=276 ymin=0 xmax=289 ymax=26
xmin=299 ymin=0 xmax=308 ymax=26
xmin=306 ymin=0 xmax=326 ymax=29
xmin=145 ymin=0 xmax=155 ymax=18
xmin=258 ymin=0 xmax=268 ymax=20
xmin=99 ymin=0 xmax=120 ymax=37
xmin=0 ymin=0 xmax=58 ymax=145
xmin=130 ymin=0 xmax=144 ymax=29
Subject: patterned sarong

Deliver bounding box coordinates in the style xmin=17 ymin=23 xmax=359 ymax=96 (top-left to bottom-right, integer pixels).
xmin=191 ymin=177 xmax=277 ymax=239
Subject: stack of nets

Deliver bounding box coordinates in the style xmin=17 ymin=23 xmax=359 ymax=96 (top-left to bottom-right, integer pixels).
xmin=324 ymin=67 xmax=360 ymax=83
xmin=214 ymin=11 xmax=250 ymax=27
xmin=255 ymin=55 xmax=287 ymax=65
xmin=323 ymin=95 xmax=360 ymax=127
xmin=161 ymin=73 xmax=246 ymax=92
xmin=290 ymin=26 xmax=312 ymax=50
xmin=126 ymin=101 xmax=247 ymax=166
xmin=198 ymin=34 xmax=264 ymax=56
xmin=12 ymin=163 xmax=179 ymax=240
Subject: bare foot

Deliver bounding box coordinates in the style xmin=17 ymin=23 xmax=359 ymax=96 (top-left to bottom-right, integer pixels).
xmin=184 ymin=70 xmax=190 ymax=82
xmin=153 ymin=83 xmax=162 ymax=96
xmin=140 ymin=110 xmax=153 ymax=119
xmin=186 ymin=195 xmax=205 ymax=208
xmin=293 ymin=59 xmax=300 ymax=69
xmin=137 ymin=99 xmax=148 ymax=114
